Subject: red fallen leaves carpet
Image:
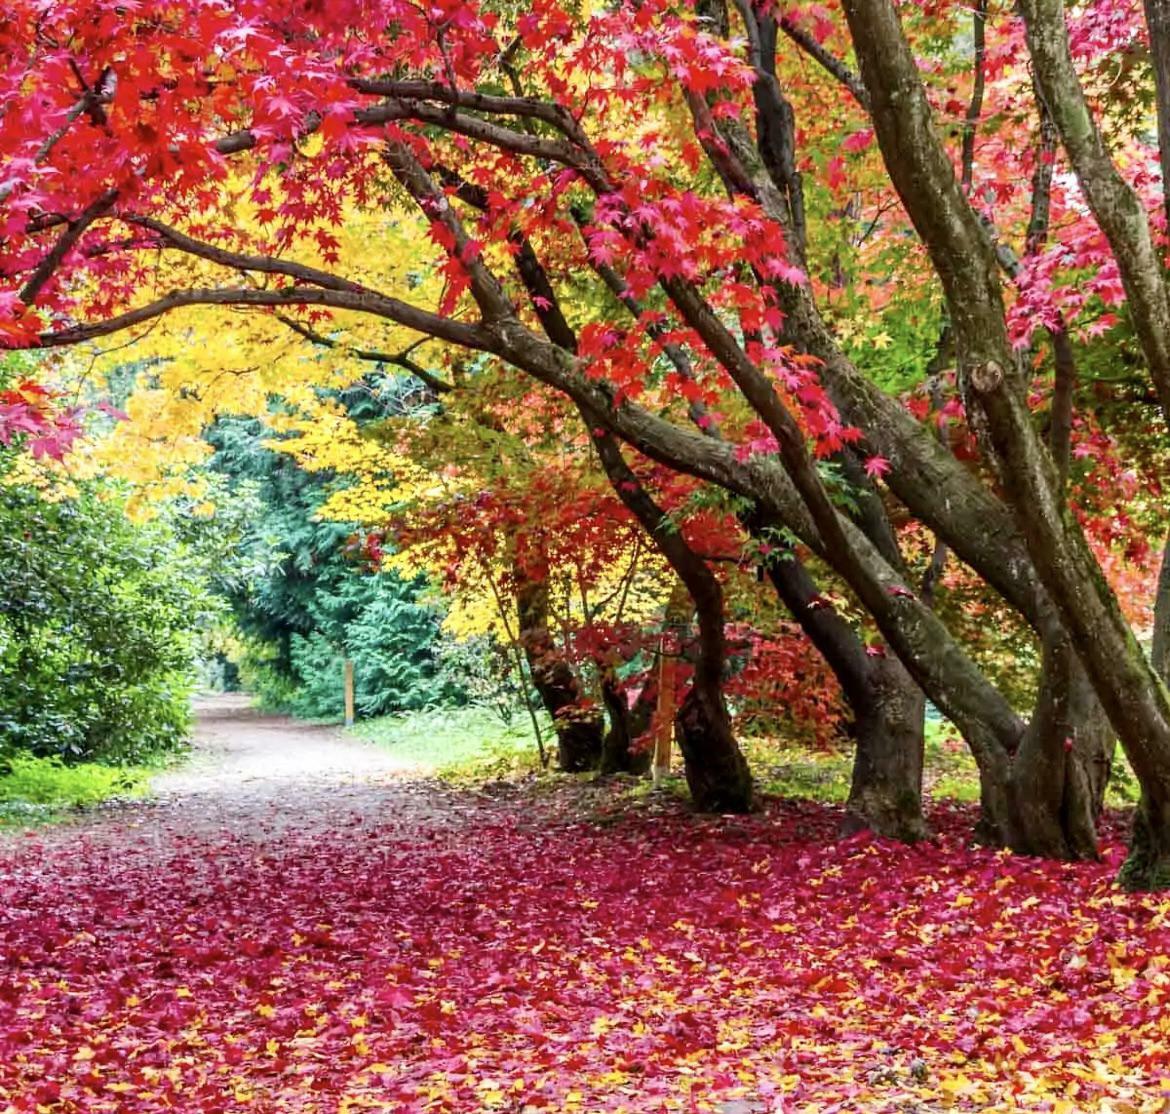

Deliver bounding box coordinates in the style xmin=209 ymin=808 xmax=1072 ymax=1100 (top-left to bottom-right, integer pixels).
xmin=1 ymin=793 xmax=1169 ymax=1113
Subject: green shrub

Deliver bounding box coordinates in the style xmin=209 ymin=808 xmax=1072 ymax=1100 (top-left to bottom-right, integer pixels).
xmin=0 ymin=484 xmax=209 ymax=764
xmin=0 ymin=753 xmax=151 ymax=806
xmin=203 ymin=417 xmax=461 ymax=720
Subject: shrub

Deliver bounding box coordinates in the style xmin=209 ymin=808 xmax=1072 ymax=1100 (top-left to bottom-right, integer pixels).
xmin=0 ymin=484 xmax=209 ymax=764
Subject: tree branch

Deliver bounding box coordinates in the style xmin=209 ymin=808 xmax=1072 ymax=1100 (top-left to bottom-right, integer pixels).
xmin=20 ymin=189 xmax=118 ymax=304
xmin=36 ymin=286 xmax=491 ymax=351
xmin=273 ymin=314 xmax=454 ymax=394
xmin=778 ymin=15 xmax=870 ymax=109
xmin=121 ymin=215 xmax=371 ymax=293
xmin=1019 ymin=0 xmax=1170 ymax=424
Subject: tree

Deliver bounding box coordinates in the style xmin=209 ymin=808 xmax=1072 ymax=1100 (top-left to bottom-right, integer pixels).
xmin=0 ymin=481 xmax=207 ymax=764
xmin=202 ymin=415 xmax=453 ymax=718
xmin=5 ymin=0 xmax=1170 ymax=881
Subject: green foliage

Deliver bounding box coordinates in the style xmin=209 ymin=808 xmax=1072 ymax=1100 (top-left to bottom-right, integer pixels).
xmin=432 ymin=633 xmax=526 ymax=724
xmin=287 ymin=579 xmax=455 ymax=718
xmin=206 ymin=417 xmax=458 ymax=719
xmin=350 ymin=704 xmax=544 ymax=778
xmin=738 ymin=720 xmax=982 ymax=805
xmin=0 ymin=484 xmax=208 ymax=764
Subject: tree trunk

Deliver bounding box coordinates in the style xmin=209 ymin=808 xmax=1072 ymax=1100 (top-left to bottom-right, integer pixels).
xmin=515 ymin=570 xmax=603 ymax=772
xmin=599 ymin=669 xmax=654 ymax=776
xmin=588 ymin=431 xmax=753 ymax=812
xmin=1126 ymin=530 xmax=1170 ymax=889
xmin=758 ymin=529 xmax=928 ymax=842
xmin=842 ymin=0 xmax=1170 ymax=888
xmin=845 ymin=656 xmax=929 ymax=842
xmin=1121 ymin=795 xmax=1170 ymax=891
xmin=1151 ymin=530 xmax=1170 ymax=681
xmin=675 ymin=673 xmax=754 ymax=812
xmin=1008 ymin=634 xmax=1110 ymax=859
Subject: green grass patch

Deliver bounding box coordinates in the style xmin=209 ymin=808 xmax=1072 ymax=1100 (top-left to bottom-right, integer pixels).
xmin=0 ymin=753 xmax=153 ymax=826
xmin=743 ymin=720 xmax=984 ymax=806
xmin=349 ymin=705 xmax=547 ymax=783
xmin=352 ymin=705 xmax=1143 ymax=814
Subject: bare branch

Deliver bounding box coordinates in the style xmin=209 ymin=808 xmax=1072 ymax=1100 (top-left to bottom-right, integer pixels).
xmin=36 ymin=286 xmax=491 ymax=351
xmin=349 ymin=79 xmax=586 ymax=141
xmin=958 ymin=0 xmax=989 ymax=193
xmin=274 ymin=313 xmax=454 ymax=394
xmin=121 ymin=215 xmax=371 ymax=293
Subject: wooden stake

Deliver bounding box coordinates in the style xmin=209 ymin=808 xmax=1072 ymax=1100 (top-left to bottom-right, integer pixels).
xmin=343 ymin=658 xmax=355 ymax=727
xmin=652 ymin=640 xmax=675 ymax=784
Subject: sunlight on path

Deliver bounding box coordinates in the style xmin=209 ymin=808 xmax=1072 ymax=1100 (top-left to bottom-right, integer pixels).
xmin=159 ymin=694 xmax=420 ymax=794
xmin=138 ymin=694 xmax=445 ymax=842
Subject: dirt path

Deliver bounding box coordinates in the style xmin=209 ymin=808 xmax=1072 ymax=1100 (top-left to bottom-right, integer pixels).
xmin=164 ymin=693 xmax=420 ymax=791
xmin=145 ymin=694 xmax=427 ymax=832
xmin=5 ymin=694 xmax=458 ymax=854
xmin=138 ymin=693 xmax=480 ymax=846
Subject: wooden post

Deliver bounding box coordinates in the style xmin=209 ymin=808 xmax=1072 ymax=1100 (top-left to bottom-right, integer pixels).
xmin=343 ymin=658 xmax=355 ymax=727
xmin=652 ymin=639 xmax=675 ymax=784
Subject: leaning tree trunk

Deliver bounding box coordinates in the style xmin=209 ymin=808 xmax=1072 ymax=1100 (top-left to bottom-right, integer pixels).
xmin=846 ymin=655 xmax=928 ymax=842
xmin=588 ymin=429 xmax=753 ymax=812
xmin=757 ymin=516 xmax=929 ymax=842
xmin=1127 ymin=531 xmax=1170 ymax=888
xmin=515 ymin=568 xmax=603 ymax=772
xmin=675 ymin=665 xmax=753 ymax=812
xmin=842 ymin=0 xmax=1170 ymax=888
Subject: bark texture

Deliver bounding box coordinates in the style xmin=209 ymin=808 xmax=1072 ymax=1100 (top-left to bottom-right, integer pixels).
xmin=591 ymin=432 xmax=753 ymax=812
xmin=760 ymin=536 xmax=928 ymax=842
xmin=841 ymin=0 xmax=1170 ymax=887
xmin=600 ymin=671 xmax=654 ymax=776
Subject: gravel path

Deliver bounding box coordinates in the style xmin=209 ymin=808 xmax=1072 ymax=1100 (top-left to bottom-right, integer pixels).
xmin=161 ymin=693 xmax=420 ymax=792
xmin=4 ymin=694 xmax=456 ymax=853
xmin=145 ymin=693 xmax=454 ymax=841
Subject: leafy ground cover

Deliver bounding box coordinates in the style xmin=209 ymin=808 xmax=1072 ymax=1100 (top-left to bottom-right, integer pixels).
xmin=0 ymin=755 xmax=153 ymax=827
xmin=3 ymin=756 xmax=1167 ymax=1111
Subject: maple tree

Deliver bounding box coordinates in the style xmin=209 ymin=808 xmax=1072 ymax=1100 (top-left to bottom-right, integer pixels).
xmin=0 ymin=373 xmax=81 ymax=464
xmin=6 ymin=0 xmax=1170 ymax=883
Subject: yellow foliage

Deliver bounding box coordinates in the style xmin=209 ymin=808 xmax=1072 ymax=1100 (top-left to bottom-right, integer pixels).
xmin=68 ymin=163 xmax=451 ymax=505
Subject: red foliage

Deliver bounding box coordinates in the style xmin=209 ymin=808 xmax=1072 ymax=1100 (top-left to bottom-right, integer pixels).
xmin=1 ymin=800 xmax=1168 ymax=1111
xmin=0 ymin=380 xmax=82 ymax=460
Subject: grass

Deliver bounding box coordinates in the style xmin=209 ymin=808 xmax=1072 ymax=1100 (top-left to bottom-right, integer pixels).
xmin=0 ymin=753 xmax=154 ymax=827
xmin=739 ymin=719 xmax=981 ymax=805
xmin=352 ymin=705 xmax=1143 ymax=813
xmin=348 ymin=705 xmax=549 ymax=783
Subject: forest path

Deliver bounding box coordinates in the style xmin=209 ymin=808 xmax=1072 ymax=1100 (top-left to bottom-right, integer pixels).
xmin=0 ymin=693 xmax=460 ymax=855
xmin=0 ymin=700 xmax=1156 ymax=1112
xmin=134 ymin=692 xmax=460 ymax=844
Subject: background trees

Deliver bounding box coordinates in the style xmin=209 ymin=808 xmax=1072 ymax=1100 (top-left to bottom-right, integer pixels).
xmin=202 ymin=415 xmax=455 ymax=719
xmin=0 ymin=368 xmax=208 ymax=764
